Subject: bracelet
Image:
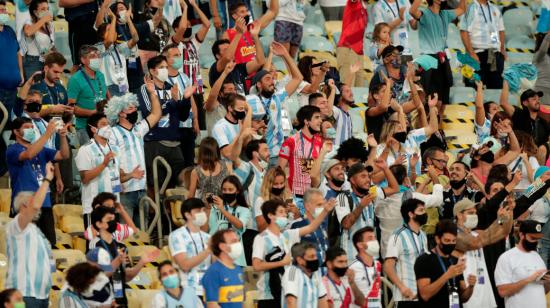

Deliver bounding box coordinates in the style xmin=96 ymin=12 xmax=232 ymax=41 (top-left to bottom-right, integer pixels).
xmin=43 ymin=178 xmax=52 ymax=183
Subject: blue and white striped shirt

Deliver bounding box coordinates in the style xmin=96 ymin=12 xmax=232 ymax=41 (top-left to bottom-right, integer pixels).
xmin=234 ymin=160 xmax=265 ymax=229
xmin=6 ymin=216 xmax=52 ymax=299
xmin=22 ymin=112 xmax=56 ymax=150
xmin=211 ymin=117 xmax=240 ymax=149
xmin=459 ymin=0 xmax=504 ymax=51
xmin=110 ymin=120 xmax=149 ymax=193
xmin=332 ymin=106 xmax=353 ymax=146
xmin=282 ymin=265 xmax=327 ymax=308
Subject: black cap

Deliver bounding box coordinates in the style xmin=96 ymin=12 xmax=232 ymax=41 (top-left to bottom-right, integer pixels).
xmin=251 ymin=70 xmax=270 ymax=85
xmin=519 ymin=219 xmax=543 ymax=234
xmin=520 ymin=89 xmax=543 ymax=103
xmin=347 ymin=163 xmax=373 ymax=178
xmin=380 ymin=45 xmax=404 ymax=59
xmin=10 ymin=117 xmax=32 ymax=140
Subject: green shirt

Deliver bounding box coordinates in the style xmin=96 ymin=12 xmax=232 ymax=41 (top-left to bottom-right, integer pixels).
xmin=67 ymin=69 xmax=107 ymax=129
xmin=418 ymin=7 xmax=456 ymax=54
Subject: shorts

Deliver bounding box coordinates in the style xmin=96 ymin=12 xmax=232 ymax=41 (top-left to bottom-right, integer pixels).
xmin=419 ymin=53 xmax=453 ymax=105
xmin=274 ymin=20 xmax=303 ymax=47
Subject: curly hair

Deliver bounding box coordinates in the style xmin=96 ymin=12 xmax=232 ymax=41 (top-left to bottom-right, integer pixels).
xmin=335 ymin=137 xmax=369 ymax=162
xmin=66 ymin=262 xmax=102 ymax=294
xmin=104 ymin=93 xmax=138 ymax=124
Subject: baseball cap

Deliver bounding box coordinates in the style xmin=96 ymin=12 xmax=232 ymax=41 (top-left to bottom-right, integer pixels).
xmin=380 ymin=45 xmax=404 ymax=59
xmin=519 ymin=219 xmax=543 ymax=234
xmin=453 ymin=199 xmax=476 ymax=217
xmin=322 ymin=159 xmax=343 ymax=176
xmin=251 ymin=70 xmax=270 ymax=85
xmin=520 ymin=89 xmax=543 ymax=103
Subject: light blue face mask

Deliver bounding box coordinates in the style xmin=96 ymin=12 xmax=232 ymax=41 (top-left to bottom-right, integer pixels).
xmin=172 ymin=57 xmax=183 ymax=70
xmin=161 ymin=274 xmax=180 ymax=289
xmin=275 ymin=216 xmax=288 ymax=229
xmin=0 ymin=13 xmax=9 ymax=25
xmin=22 ymin=128 xmax=36 ymax=143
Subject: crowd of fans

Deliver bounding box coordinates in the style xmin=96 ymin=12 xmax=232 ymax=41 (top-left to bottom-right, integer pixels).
xmin=0 ymin=0 xmax=550 ymax=307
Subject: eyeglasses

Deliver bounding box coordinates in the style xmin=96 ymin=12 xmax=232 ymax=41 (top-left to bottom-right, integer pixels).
xmin=431 ymin=158 xmax=448 ymax=164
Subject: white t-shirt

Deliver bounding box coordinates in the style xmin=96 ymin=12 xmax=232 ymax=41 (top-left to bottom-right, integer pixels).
xmin=272 ymin=0 xmax=306 ymax=25
xmin=319 ymin=0 xmax=346 ymax=7
xmin=527 ymin=198 xmax=550 ymax=224
xmin=462 ymin=231 xmax=497 ymax=308
xmin=507 ymin=156 xmax=540 ymax=190
xmin=494 ymin=247 xmax=547 ymax=308
xmin=97 ymin=43 xmax=129 ymax=90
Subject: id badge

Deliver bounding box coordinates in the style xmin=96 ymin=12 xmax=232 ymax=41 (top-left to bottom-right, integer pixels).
xmin=50 ymin=255 xmax=56 ymax=273
xmin=399 ymin=30 xmax=408 ymax=43
xmin=110 ymin=173 xmax=122 ymax=193
xmin=449 ymin=290 xmax=460 ymax=308
xmin=118 ymin=84 xmax=128 ymax=94
xmin=128 ymin=57 xmax=137 ymax=70
xmin=477 ymin=267 xmax=485 ymax=284
xmin=113 ymin=279 xmax=123 ymax=298
xmin=490 ymin=31 xmax=498 ymax=44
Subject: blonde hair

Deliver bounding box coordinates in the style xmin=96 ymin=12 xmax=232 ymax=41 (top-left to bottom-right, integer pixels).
xmin=379 ymin=120 xmax=401 ymax=144
xmin=260 ymin=166 xmax=290 ymax=201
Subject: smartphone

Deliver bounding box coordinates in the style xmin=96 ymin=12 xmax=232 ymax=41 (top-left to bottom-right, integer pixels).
xmin=536 ymin=270 xmax=550 ymax=282
xmin=33 ymin=72 xmax=44 ymax=83
xmin=206 ymin=194 xmax=214 ymax=204
xmin=244 ymin=15 xmax=251 ymax=25
xmin=52 ymin=116 xmax=64 ymax=130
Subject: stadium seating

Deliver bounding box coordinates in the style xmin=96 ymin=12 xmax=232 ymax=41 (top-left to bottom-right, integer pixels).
xmin=503 ymin=8 xmax=534 ymax=38
xmin=0 ymin=253 xmax=6 ymax=289
xmin=450 ymin=86 xmax=476 ymax=104
xmin=52 ymin=249 xmax=86 ymax=271
xmin=300 ymin=36 xmax=335 ymax=54
xmin=351 ymin=87 xmax=369 ymax=104
xmin=0 ymin=188 xmax=11 ymax=215
xmin=126 ymin=289 xmax=161 ymax=308
xmin=244 ymin=290 xmax=258 ymax=308
xmin=302 ymin=23 xmax=325 ymax=37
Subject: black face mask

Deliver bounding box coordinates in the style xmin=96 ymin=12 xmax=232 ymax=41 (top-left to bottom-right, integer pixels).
xmin=126 ymin=110 xmax=138 ymax=124
xmin=480 ymin=151 xmax=495 ymax=163
xmin=26 ymin=102 xmax=42 ymax=113
xmin=233 ymin=110 xmax=246 ymax=120
xmin=183 ymin=27 xmax=192 ymax=39
xmin=261 ymin=89 xmax=275 ymax=99
xmin=449 ymin=178 xmax=466 ymax=190
xmin=107 ymin=220 xmax=117 ymax=233
xmin=333 ymin=266 xmax=348 ymax=277
xmin=355 ymin=185 xmax=370 ymax=196
xmin=308 ymin=125 xmax=319 ymax=134
xmin=305 ymin=259 xmax=319 ymax=272
xmin=414 ymin=213 xmax=428 ymax=226
xmin=222 ymin=193 xmax=237 ymax=205
xmin=271 ymin=187 xmax=285 ymax=196
xmin=330 ymin=177 xmax=345 ymax=188
xmin=82 ymin=282 xmax=112 ymax=303
xmin=522 ymin=238 xmax=539 ymax=251
xmin=439 ymin=243 xmax=456 ymax=255
xmin=393 ymin=131 xmax=407 ymax=143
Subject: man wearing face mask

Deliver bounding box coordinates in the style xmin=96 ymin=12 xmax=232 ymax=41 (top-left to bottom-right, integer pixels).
xmin=495 ymin=220 xmax=550 ymax=308
xmin=453 ymin=199 xmax=498 ymax=308
xmin=60 ymin=262 xmax=115 ymax=308
xmin=212 ymin=93 xmax=252 ymax=160
xmin=169 ymin=198 xmax=212 ymax=300
xmin=87 ymin=205 xmax=160 ymax=307
xmin=349 ymin=226 xmax=383 ymax=307
xmin=415 ymin=220 xmax=474 ymax=307
xmin=75 ymin=113 xmax=122 ymax=226
xmin=7 ymin=117 xmax=70 ymax=245
xmin=201 ymin=229 xmax=245 ymax=307
xmin=205 ymin=62 xmax=236 ymax=135
xmin=281 ymin=241 xmax=329 ymax=308
xmin=5 ymin=163 xmax=54 ymax=308
xmin=442 ymin=161 xmax=483 ymax=220
xmin=335 ymin=160 xmax=399 ymax=261
xmin=369 ymin=45 xmax=407 ymax=101
xmin=68 ymin=45 xmax=109 ymax=146
xmin=105 ymin=81 xmax=162 ymax=228
xmin=152 ymin=261 xmax=203 ymax=307
xmin=253 ymin=198 xmax=336 ymax=307
xmin=323 ymin=246 xmax=366 ymax=308
xmin=138 ymin=55 xmax=191 ymax=189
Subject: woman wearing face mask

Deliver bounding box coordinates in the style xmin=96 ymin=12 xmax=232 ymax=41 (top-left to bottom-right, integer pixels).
xmin=488 ymin=111 xmax=514 ymax=147
xmin=187 ymin=137 xmax=231 ymax=200
xmin=0 ymin=289 xmax=24 ymax=308
xmin=152 ymin=261 xmax=203 ymax=307
xmin=254 ymin=166 xmax=299 ymax=232
xmin=208 ymin=175 xmax=250 ymax=266
xmin=21 ymin=0 xmax=54 ymax=80
xmin=59 ymin=262 xmax=114 ymax=308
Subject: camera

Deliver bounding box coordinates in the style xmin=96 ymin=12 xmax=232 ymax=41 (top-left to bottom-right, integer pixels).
xmin=206 ymin=194 xmax=214 ymax=204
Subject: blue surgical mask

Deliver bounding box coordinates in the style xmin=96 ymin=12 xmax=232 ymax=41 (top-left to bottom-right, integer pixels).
xmin=161 ymin=274 xmax=180 ymax=289
xmin=275 ymin=216 xmax=288 ymax=229
xmin=89 ymin=58 xmax=101 ymax=71
xmin=172 ymin=57 xmax=183 ymax=70
xmin=0 ymin=13 xmax=9 ymax=25
xmin=22 ymin=128 xmax=36 ymax=143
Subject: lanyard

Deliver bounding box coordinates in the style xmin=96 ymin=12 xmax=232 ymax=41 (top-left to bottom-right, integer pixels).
xmin=435 ymin=253 xmax=456 ymax=289
xmin=93 ymin=139 xmax=112 ymax=157
xmin=300 ymin=132 xmax=315 ymax=159
xmin=358 ymin=257 xmax=374 ymax=286
xmin=450 ymin=191 xmax=465 ymax=205
xmin=383 ymin=0 xmax=400 ymax=18
xmin=479 ymin=3 xmax=492 ymax=24
xmin=186 ymin=227 xmax=205 ymax=255
xmin=110 ymin=47 xmax=123 ymax=67
xmin=155 ymin=88 xmax=170 ymax=101
xmin=80 ymin=68 xmax=102 ymax=99
xmin=328 ymin=276 xmax=345 ymax=303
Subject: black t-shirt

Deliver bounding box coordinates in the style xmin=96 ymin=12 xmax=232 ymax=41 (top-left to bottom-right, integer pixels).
xmin=208 ymin=62 xmax=248 ymax=95
xmin=441 ymin=189 xmax=483 ymax=220
xmin=512 ymin=106 xmax=549 ymax=146
xmin=366 ymin=107 xmax=394 ymax=142
xmin=414 ymin=253 xmax=464 ymax=308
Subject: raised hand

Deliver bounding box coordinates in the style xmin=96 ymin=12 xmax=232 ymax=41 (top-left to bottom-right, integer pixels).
xmin=235 ymin=17 xmax=246 ymax=34
xmin=131 ymin=166 xmax=145 ymax=179
xmin=249 ymin=21 xmax=261 ymax=37
xmin=374 ymin=158 xmax=388 ymax=170
xmin=170 ymin=83 xmax=180 ymax=101
xmin=324 ymin=198 xmax=337 ymax=212
xmin=144 ymin=75 xmax=155 ymax=93
xmin=45 ymin=162 xmax=55 ymax=180
xmin=224 ymin=61 xmax=236 ymax=75
xmin=103 ymin=151 xmax=115 ymax=166
xmin=271 ymin=41 xmax=288 ymax=57
xmin=428 ymin=93 xmax=439 ymax=108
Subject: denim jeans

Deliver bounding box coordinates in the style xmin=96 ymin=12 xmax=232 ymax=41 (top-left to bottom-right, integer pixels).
xmin=23 ymin=297 xmax=49 ymax=308
xmin=23 ymin=55 xmax=44 ymax=81
xmin=120 ymin=189 xmax=147 ymax=229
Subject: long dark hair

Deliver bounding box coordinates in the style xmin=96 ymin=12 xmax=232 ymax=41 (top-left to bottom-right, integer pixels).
xmin=29 ymin=0 xmax=48 ymax=22
xmin=222 ymin=175 xmax=249 ymax=208
xmin=198 ymin=137 xmax=221 ymax=172
xmin=298 ymin=56 xmax=315 ymax=84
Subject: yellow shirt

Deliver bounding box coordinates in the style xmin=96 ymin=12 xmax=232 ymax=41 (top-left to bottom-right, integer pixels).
xmin=415 ymin=174 xmax=450 ymax=235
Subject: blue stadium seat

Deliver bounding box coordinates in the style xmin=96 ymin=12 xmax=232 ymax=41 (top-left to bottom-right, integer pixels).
xmin=506 ymin=35 xmax=536 ymax=51
xmin=503 ymin=8 xmax=534 ymax=38
xmin=304 ymin=4 xmax=325 ymax=26
xmin=351 ymin=87 xmax=369 ymax=104
xmin=450 ymin=86 xmax=476 ymax=103
xmin=300 ymin=36 xmax=334 ymax=53
xmin=507 ymin=52 xmax=533 ymax=65
xmin=54 ymin=31 xmax=73 ymax=68
xmin=302 ymin=23 xmax=325 ymax=37
xmin=260 ymin=21 xmax=274 ymax=37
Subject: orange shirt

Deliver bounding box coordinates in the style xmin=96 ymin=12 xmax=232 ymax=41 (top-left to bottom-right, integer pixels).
xmin=337 ymin=0 xmax=368 ymax=55
xmin=226 ymin=28 xmax=257 ymax=64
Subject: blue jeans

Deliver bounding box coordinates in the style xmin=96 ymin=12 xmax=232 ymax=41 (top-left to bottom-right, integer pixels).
xmin=23 ymin=55 xmax=44 ymax=81
xmin=120 ymin=189 xmax=147 ymax=229
xmin=0 ymin=87 xmax=17 ymax=121
xmin=23 ymin=297 xmax=49 ymax=308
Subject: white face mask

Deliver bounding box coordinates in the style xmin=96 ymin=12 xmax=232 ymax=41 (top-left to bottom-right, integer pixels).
xmin=192 ymin=211 xmax=207 ymax=227
xmin=258 ymin=160 xmax=268 ymax=170
xmin=156 ymin=68 xmax=169 ymax=82
xmin=118 ymin=10 xmax=127 ymax=23
xmin=97 ymin=126 xmax=112 ymax=140
xmin=365 ymin=240 xmax=380 ymax=257
xmin=313 ymin=207 xmax=324 ymax=218
xmin=89 ymin=58 xmax=101 ymax=71
xmin=228 ymin=242 xmax=243 ymax=260
xmin=464 ymin=214 xmax=478 ymax=230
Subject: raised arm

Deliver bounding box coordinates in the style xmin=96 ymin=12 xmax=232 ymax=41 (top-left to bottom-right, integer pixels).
xmin=298 ymin=199 xmax=336 ymax=236
xmin=454 ymin=0 xmax=467 ymax=17
xmin=246 ymin=22 xmax=266 ymax=74
xmin=103 ymin=10 xmax=118 ymax=49
xmin=23 ymin=11 xmax=52 ymax=37
xmin=534 ymin=32 xmax=550 ymax=64
xmin=474 ymin=80 xmax=486 ymax=126
xmin=19 ymin=121 xmax=57 ymax=161
xmin=190 ymin=0 xmax=210 ymax=41
xmin=173 ymin=0 xmax=189 ymax=43
xmin=301 ymin=62 xmax=329 ymax=94
xmin=59 ymin=0 xmax=93 ymax=8
xmin=216 ymin=17 xmax=245 ymax=72
xmin=423 ymin=94 xmax=439 ymax=137
xmin=310 ymin=141 xmax=331 ymax=188
xmin=272 ymin=42 xmax=303 ymax=96
xmin=259 ymin=0 xmax=279 ymax=29
xmin=494 ymin=128 xmax=520 ymax=165
xmin=18 ymin=162 xmax=54 ymax=229
xmin=409 ymin=0 xmax=423 ymax=20
xmin=126 ymin=10 xmax=140 ymax=48
xmin=499 ymin=80 xmax=514 ymax=117
xmin=95 ymin=0 xmax=110 ymax=30
xmin=205 ymin=61 xmax=234 ymax=112
xmin=367 ymin=76 xmax=392 ymax=117
xmin=143 ymin=77 xmax=162 ymax=127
